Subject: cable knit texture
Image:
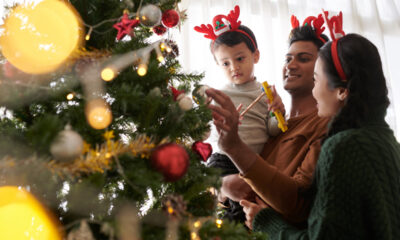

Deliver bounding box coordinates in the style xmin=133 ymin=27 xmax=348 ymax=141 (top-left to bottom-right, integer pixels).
xmin=253 ymin=120 xmax=400 ymax=239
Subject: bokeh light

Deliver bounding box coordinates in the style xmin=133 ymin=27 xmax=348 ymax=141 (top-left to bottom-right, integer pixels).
xmin=0 ymin=0 xmax=83 ymax=74
xmin=0 ymin=186 xmax=62 ymax=240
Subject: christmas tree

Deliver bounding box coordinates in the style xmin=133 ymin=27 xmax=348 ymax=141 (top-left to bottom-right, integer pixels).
xmin=0 ymin=0 xmax=266 ymax=239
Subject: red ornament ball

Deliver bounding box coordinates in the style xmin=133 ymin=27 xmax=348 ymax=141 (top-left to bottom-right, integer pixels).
xmin=161 ymin=9 xmax=180 ymax=28
xmin=150 ymin=143 xmax=189 ymax=182
xmin=153 ymin=25 xmax=167 ymax=36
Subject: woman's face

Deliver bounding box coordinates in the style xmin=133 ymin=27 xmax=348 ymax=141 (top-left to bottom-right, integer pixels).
xmin=312 ymin=57 xmax=346 ymax=117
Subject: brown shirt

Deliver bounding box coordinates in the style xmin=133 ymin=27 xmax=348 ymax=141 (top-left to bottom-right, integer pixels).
xmin=241 ymin=109 xmax=330 ymax=222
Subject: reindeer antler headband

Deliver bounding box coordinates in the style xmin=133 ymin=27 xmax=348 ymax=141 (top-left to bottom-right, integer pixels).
xmin=322 ymin=10 xmax=347 ymax=81
xmin=194 ymin=5 xmax=257 ymax=50
xmin=291 ymin=14 xmax=327 ymax=43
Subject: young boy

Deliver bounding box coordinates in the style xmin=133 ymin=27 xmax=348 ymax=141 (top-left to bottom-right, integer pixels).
xmin=195 ymin=5 xmax=284 ymax=223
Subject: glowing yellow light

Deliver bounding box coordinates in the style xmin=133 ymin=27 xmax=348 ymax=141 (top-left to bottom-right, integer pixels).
xmin=101 ymin=67 xmax=116 ymax=81
xmin=105 ymin=152 xmax=112 ymax=158
xmin=66 ymin=93 xmax=74 ymax=100
xmin=160 ymin=42 xmax=166 ymax=51
xmin=166 ymin=46 xmax=172 ymax=53
xmin=191 ymin=232 xmax=198 ymax=240
xmin=141 ymin=16 xmax=147 ymax=21
xmin=167 ymin=206 xmax=174 ymax=214
xmin=216 ymin=219 xmax=223 ymax=228
xmin=0 ymin=186 xmax=62 ymax=240
xmin=86 ymin=99 xmax=113 ymax=130
xmin=157 ymin=55 xmax=164 ymax=62
xmin=137 ymin=64 xmax=147 ymax=76
xmin=0 ymin=0 xmax=83 ymax=74
xmin=193 ymin=221 xmax=201 ymax=228
xmin=85 ymin=27 xmax=93 ymax=41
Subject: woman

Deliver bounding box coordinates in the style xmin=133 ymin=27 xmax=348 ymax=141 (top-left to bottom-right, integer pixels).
xmin=208 ymin=33 xmax=400 ymax=238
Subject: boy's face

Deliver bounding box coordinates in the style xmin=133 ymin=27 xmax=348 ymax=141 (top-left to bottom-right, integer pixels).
xmin=213 ymin=42 xmax=259 ymax=85
xmin=283 ymin=41 xmax=318 ymax=95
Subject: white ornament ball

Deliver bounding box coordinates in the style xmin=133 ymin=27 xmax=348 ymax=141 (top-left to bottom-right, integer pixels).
xmin=177 ymin=94 xmax=193 ymax=111
xmin=139 ymin=4 xmax=162 ymax=27
xmin=50 ymin=125 xmax=84 ymax=162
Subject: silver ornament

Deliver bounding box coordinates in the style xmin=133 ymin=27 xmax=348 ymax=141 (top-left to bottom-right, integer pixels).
xmin=50 ymin=124 xmax=84 ymax=162
xmin=139 ymin=4 xmax=162 ymax=27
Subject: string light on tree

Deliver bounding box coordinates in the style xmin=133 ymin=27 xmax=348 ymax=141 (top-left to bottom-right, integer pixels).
xmin=99 ymin=40 xmax=165 ymax=80
xmin=101 ymin=67 xmax=117 ymax=81
xmin=66 ymin=93 xmax=75 ymax=100
xmin=155 ymin=46 xmax=165 ymax=62
xmin=215 ymin=219 xmax=223 ymax=228
xmin=85 ymin=99 xmax=113 ymax=130
xmin=85 ymin=27 xmax=93 ymax=41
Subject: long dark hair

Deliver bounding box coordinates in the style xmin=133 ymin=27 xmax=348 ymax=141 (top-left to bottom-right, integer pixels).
xmin=289 ymin=25 xmax=329 ymax=49
xmin=211 ymin=25 xmax=258 ymax=53
xmin=319 ymin=33 xmax=390 ymax=136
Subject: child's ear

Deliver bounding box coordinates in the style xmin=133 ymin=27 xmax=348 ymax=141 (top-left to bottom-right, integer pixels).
xmin=253 ymin=49 xmax=260 ymax=63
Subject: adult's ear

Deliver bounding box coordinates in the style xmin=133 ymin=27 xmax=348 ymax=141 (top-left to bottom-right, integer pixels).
xmin=336 ymin=87 xmax=348 ymax=101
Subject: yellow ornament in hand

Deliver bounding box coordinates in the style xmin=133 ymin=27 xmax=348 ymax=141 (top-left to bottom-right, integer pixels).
xmin=0 ymin=0 xmax=83 ymax=74
xmin=0 ymin=186 xmax=62 ymax=240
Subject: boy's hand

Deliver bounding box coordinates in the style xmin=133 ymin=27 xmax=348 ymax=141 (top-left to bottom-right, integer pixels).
xmin=267 ymin=85 xmax=285 ymax=116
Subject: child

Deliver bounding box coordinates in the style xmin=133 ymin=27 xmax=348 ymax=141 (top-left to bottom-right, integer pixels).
xmin=194 ymin=5 xmax=284 ymax=223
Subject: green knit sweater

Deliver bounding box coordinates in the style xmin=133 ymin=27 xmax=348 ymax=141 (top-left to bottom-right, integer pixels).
xmin=253 ymin=120 xmax=400 ymax=239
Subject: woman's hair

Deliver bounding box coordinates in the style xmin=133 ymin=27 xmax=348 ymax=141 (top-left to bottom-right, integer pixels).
xmin=211 ymin=25 xmax=258 ymax=53
xmin=319 ymin=33 xmax=390 ymax=136
xmin=289 ymin=25 xmax=329 ymax=49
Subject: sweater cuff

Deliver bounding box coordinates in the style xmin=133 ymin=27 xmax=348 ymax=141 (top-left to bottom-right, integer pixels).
xmin=253 ymin=208 xmax=290 ymax=234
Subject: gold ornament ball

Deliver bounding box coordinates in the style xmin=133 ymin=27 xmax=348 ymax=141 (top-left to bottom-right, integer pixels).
xmin=86 ymin=99 xmax=113 ymax=130
xmin=50 ymin=125 xmax=84 ymax=162
xmin=0 ymin=0 xmax=83 ymax=74
xmin=139 ymin=4 xmax=162 ymax=27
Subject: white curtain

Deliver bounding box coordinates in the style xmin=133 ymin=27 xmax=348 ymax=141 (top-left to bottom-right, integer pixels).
xmin=172 ymin=0 xmax=400 ymax=140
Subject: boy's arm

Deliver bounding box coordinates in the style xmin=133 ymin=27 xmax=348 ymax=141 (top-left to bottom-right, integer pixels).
xmin=220 ymin=174 xmax=255 ymax=202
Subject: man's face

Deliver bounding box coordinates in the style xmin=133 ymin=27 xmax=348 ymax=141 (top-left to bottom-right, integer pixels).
xmin=283 ymin=41 xmax=318 ymax=95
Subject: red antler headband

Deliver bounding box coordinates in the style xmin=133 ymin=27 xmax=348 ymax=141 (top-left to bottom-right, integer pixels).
xmin=291 ymin=14 xmax=327 ymax=43
xmin=322 ymin=10 xmax=347 ymax=81
xmin=194 ymin=5 xmax=257 ymax=50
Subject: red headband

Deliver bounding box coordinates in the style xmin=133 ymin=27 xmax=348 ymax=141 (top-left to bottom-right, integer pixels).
xmin=322 ymin=10 xmax=347 ymax=81
xmin=194 ymin=5 xmax=257 ymax=50
xmin=291 ymin=14 xmax=327 ymax=43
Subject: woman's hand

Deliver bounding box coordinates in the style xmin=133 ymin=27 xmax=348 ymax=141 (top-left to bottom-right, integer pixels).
xmin=267 ymin=85 xmax=285 ymax=116
xmin=206 ymin=88 xmax=242 ymax=152
xmin=240 ymin=197 xmax=268 ymax=230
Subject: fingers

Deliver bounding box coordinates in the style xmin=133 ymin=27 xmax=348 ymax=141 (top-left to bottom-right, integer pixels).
xmin=266 ymin=85 xmax=286 ymax=115
xmin=240 ymin=200 xmax=254 ymax=229
xmin=255 ymin=196 xmax=268 ymax=208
